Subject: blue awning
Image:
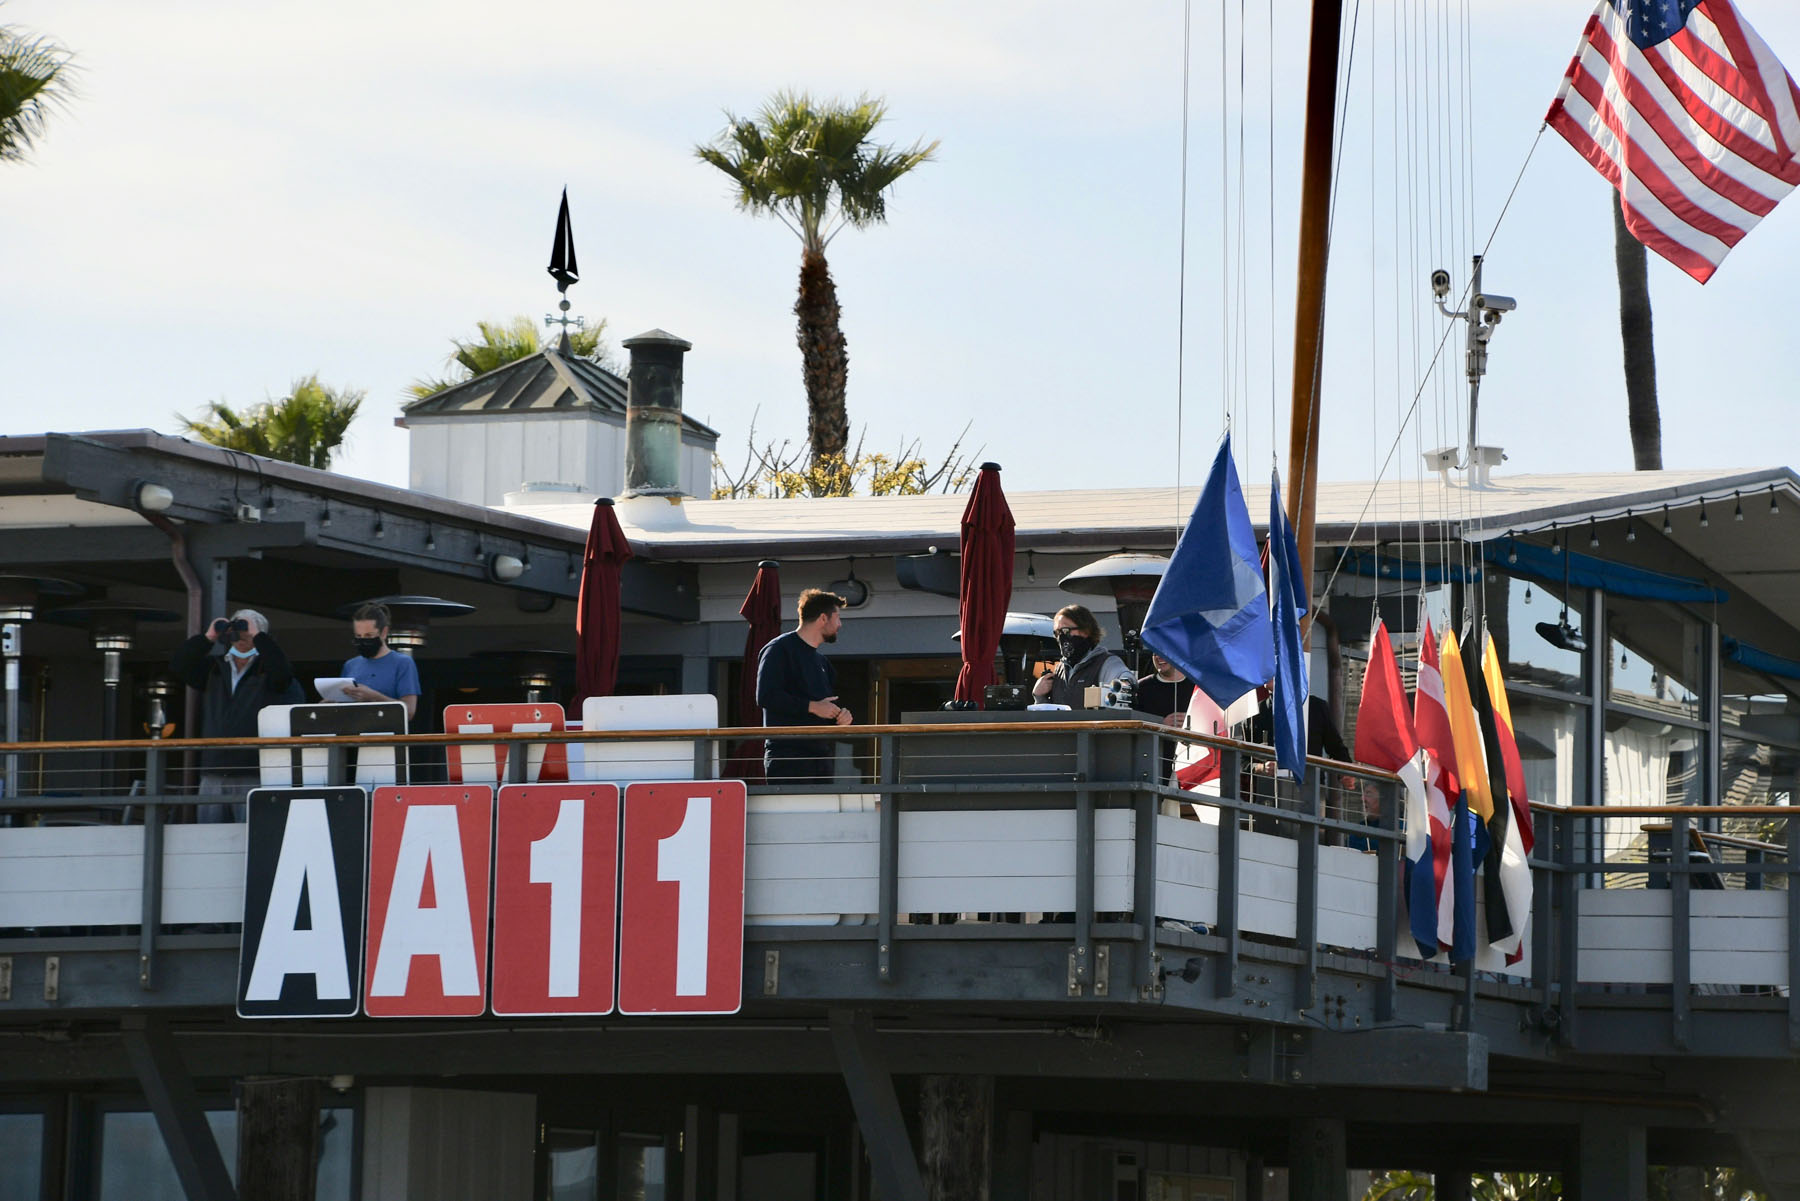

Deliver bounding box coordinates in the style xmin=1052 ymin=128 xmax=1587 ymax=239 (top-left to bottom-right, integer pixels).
xmin=1336 ymin=542 xmax=1726 ymax=605
xmin=1722 ymin=637 xmax=1800 ymax=681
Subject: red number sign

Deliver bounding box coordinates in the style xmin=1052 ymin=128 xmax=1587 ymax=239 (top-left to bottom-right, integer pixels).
xmin=491 ymin=784 xmax=620 ymax=1016
xmin=617 ymin=781 xmax=747 ymax=1015
xmin=444 ymin=703 xmax=568 ymax=784
xmin=364 ymin=785 xmax=493 ymax=1018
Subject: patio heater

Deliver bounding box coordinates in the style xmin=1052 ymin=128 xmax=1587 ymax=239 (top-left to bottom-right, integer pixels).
xmin=40 ymin=604 xmax=181 ymax=740
xmin=950 ymin=612 xmax=1060 ymax=687
xmin=474 ymin=648 xmax=574 ymax=703
xmin=1057 ymin=554 xmax=1170 ymax=678
xmin=0 ymin=575 xmax=85 ymax=805
xmin=339 ymin=595 xmax=476 ymax=655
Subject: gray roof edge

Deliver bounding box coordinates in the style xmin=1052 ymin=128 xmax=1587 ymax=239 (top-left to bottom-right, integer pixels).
xmin=1447 ymin=467 xmax=1800 ymax=541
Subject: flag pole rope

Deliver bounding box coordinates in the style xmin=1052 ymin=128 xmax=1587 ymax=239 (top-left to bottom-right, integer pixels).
xmin=1312 ymin=122 xmax=1547 ymax=615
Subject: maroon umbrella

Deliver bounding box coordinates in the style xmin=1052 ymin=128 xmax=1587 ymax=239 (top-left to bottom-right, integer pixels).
xmin=574 ymin=497 xmax=634 ymax=705
xmin=954 ymin=462 xmax=1016 ymax=707
xmin=727 ymin=560 xmax=783 ymax=780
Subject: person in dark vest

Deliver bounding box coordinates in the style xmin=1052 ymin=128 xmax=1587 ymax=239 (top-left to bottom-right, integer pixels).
xmin=169 ymin=608 xmax=303 ymax=822
xmin=756 ymin=588 xmax=853 ymax=782
xmin=1031 ymin=604 xmax=1131 ymax=708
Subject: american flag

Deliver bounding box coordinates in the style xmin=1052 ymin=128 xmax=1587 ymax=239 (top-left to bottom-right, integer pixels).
xmin=1547 ymin=0 xmax=1800 ymax=282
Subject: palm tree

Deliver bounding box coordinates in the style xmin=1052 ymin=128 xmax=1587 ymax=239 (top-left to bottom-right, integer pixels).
xmin=1614 ymin=191 xmax=1663 ymax=470
xmin=0 ymin=7 xmax=75 ymax=163
xmin=408 ymin=315 xmax=613 ymax=399
xmin=696 ymin=91 xmax=936 ymax=466
xmin=179 ymin=375 xmax=364 ymax=469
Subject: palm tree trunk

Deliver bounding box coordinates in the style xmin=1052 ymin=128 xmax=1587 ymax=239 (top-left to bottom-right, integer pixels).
xmin=1613 ymin=191 xmax=1663 ymax=470
xmin=795 ymin=249 xmax=850 ymax=464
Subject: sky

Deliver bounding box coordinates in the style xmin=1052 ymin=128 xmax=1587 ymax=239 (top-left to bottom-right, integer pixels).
xmin=4 ymin=0 xmax=1798 ymax=502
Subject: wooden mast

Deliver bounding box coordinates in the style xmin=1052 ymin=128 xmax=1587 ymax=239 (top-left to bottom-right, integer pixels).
xmin=1284 ymin=0 xmax=1345 ymax=599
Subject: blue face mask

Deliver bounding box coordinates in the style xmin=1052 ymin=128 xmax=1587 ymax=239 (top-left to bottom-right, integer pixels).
xmin=226 ymin=646 xmax=257 ymax=660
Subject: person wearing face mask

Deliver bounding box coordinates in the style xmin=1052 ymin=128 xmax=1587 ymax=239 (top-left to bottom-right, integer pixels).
xmin=169 ymin=607 xmax=303 ymax=822
xmin=1031 ymin=604 xmax=1132 ymax=708
xmin=335 ymin=602 xmax=420 ymax=721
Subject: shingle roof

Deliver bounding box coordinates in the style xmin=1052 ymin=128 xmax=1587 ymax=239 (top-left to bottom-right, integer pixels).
xmin=400 ymin=348 xmax=718 ymax=440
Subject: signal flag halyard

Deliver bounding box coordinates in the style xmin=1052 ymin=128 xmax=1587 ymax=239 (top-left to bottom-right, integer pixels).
xmin=1352 ymin=621 xmax=1439 ymax=961
xmin=1547 ymin=0 xmax=1800 ymax=282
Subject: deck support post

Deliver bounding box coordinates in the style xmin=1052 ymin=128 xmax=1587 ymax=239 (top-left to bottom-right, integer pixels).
xmin=828 ymin=1009 xmax=926 ymax=1201
xmin=1435 ymin=1170 xmax=1471 ymax=1201
xmin=1574 ymin=1115 xmax=1646 ymax=1201
xmin=119 ymin=1014 xmax=237 ymax=1201
xmin=1285 ymin=1117 xmax=1346 ymax=1201
xmin=236 ymin=1077 xmax=318 ymax=1201
xmin=920 ymin=1073 xmax=992 ymax=1201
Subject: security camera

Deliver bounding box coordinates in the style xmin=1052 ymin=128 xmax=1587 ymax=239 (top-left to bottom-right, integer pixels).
xmin=1430 ymin=268 xmax=1451 ymax=299
xmin=1473 ymin=292 xmax=1517 ymax=314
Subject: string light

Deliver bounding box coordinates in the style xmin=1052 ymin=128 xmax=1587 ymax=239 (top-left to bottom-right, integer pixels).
xmin=374 ymin=513 xmax=385 ymax=539
xmin=1734 ymin=492 xmax=1744 ymax=521
xmin=1771 ymin=487 xmax=1782 ymax=516
xmin=1551 ymin=530 xmax=1562 ymax=555
xmin=424 ymin=525 xmax=436 ymax=552
xmin=1588 ymin=518 xmax=1599 ymax=548
xmin=1026 ymin=550 xmax=1036 ymax=583
xmin=1699 ymin=503 xmax=1710 ymax=528
xmin=1625 ymin=518 xmax=1636 ymax=543
xmin=321 ymin=502 xmax=332 ymax=528
xmin=1662 ymin=506 xmax=1673 ymax=535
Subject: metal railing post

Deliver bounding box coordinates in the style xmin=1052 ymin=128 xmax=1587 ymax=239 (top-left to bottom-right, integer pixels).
xmin=1556 ymin=812 xmax=1581 ymax=1046
xmin=1294 ymin=771 xmax=1321 ymax=1013
xmin=1531 ymin=809 xmax=1554 ymax=1014
xmin=877 ymin=735 xmax=897 ymax=985
xmin=1072 ymin=731 xmax=1094 ymax=994
xmin=138 ymin=745 xmax=166 ymax=992
xmin=1215 ymin=748 xmax=1241 ymax=999
xmin=1133 ymin=768 xmax=1158 ymax=1000
xmin=1787 ymin=819 xmax=1800 ymax=1050
xmin=1670 ymin=813 xmax=1693 ymax=1051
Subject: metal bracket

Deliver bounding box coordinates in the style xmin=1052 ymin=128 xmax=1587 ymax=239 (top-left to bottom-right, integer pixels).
xmin=42 ymin=956 xmax=58 ymax=1002
xmin=1093 ymin=946 xmax=1110 ymax=997
xmin=1067 ymin=949 xmax=1083 ymax=997
xmin=0 ymin=956 xmax=10 ymax=1001
xmin=763 ymin=950 xmax=780 ymax=997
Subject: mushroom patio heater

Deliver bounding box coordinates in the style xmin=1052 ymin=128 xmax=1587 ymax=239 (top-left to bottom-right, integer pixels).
xmin=1057 ymin=554 xmax=1171 ymax=675
xmin=474 ymin=648 xmax=574 ymax=703
xmin=0 ymin=575 xmax=84 ymax=805
xmin=951 ymin=611 xmax=1059 ymax=686
xmin=40 ymin=604 xmax=182 ymax=742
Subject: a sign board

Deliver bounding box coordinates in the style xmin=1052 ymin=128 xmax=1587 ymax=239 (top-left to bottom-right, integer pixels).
xmin=237 ymin=786 xmax=368 ymax=1019
xmin=445 ymin=703 xmax=568 ymax=784
xmin=618 ymin=780 xmax=747 ymax=1015
xmin=364 ymin=785 xmax=493 ymax=1018
xmin=491 ymin=783 xmax=620 ymax=1016
xmin=258 ymin=702 xmax=409 ymax=788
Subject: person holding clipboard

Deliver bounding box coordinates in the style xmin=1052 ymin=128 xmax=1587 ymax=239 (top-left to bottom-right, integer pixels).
xmin=324 ymin=602 xmax=420 ymax=720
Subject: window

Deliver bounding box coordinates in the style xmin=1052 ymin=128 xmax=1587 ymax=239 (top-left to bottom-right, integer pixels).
xmin=1488 ymin=573 xmax=1587 ymax=696
xmin=1604 ymin=713 xmax=1700 ymax=807
xmin=1506 ymin=694 xmax=1587 ymax=806
xmin=95 ymin=1106 xmax=355 ymax=1201
xmin=616 ymin=1133 xmax=668 ymax=1201
xmin=545 ymin=1128 xmax=599 ymax=1201
xmin=1607 ymin=601 xmax=1704 ymax=721
xmin=0 ymin=1112 xmax=44 ymax=1201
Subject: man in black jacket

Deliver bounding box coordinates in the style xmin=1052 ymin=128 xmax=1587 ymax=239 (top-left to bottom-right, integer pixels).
xmin=169 ymin=608 xmax=302 ymax=821
xmin=756 ymin=588 xmax=852 ymax=782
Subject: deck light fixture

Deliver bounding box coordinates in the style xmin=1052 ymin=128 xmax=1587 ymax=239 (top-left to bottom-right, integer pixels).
xmin=1625 ymin=516 xmax=1636 ymax=543
xmin=1588 ymin=518 xmax=1599 ymax=548
xmin=374 ymin=513 xmax=386 ymax=539
xmin=1026 ymin=550 xmax=1036 ymax=583
xmin=1662 ymin=506 xmax=1673 ymax=535
xmin=321 ymin=501 xmax=332 ymax=528
xmin=1699 ymin=503 xmax=1710 ymax=528
xmin=425 ymin=525 xmax=437 ymax=552
xmin=1771 ymin=487 xmax=1781 ymax=516
xmin=131 ymin=481 xmax=174 ymax=513
xmin=1734 ymin=493 xmax=1744 ymax=521
xmin=489 ymin=553 xmax=525 ymax=583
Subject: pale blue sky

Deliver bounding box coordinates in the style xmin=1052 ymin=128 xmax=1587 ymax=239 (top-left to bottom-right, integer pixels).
xmin=4 ymin=1 xmax=1796 ymax=498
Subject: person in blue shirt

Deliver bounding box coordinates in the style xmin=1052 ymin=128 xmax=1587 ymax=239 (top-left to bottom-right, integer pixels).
xmin=338 ymin=602 xmax=420 ymax=721
xmin=755 ymin=588 xmax=853 ymax=781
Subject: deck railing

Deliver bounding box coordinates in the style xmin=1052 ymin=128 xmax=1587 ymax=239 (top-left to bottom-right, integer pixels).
xmin=0 ymin=720 xmax=1792 ymax=1052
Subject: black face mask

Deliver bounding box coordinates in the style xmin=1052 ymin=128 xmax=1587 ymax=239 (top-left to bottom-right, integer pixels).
xmin=353 ymin=637 xmax=383 ymax=658
xmin=1056 ymin=631 xmax=1094 ymax=663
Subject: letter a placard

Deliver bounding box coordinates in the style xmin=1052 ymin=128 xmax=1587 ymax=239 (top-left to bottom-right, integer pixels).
xmin=491 ymin=783 xmax=620 ymax=1016
xmin=617 ymin=780 xmax=746 ymax=1015
xmin=238 ymin=787 xmax=367 ymax=1018
xmin=364 ymin=785 xmax=493 ymax=1017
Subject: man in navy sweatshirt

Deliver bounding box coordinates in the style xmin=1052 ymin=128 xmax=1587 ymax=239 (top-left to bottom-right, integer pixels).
xmin=755 ymin=588 xmax=853 ymax=781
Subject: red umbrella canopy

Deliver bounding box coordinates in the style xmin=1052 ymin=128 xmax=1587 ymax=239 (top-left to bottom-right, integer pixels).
xmin=737 ymin=560 xmax=783 ymax=725
xmin=574 ymin=497 xmax=635 ymax=706
xmin=954 ymin=462 xmax=1016 ymax=706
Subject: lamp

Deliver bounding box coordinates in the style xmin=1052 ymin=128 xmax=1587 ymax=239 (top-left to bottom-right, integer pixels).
xmin=489 ymin=553 xmax=525 ymax=583
xmin=828 ymin=558 xmax=870 ymax=608
xmin=132 ymin=480 xmax=174 ymax=513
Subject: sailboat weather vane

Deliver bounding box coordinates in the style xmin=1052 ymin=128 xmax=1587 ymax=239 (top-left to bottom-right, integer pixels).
xmin=1431 ymin=255 xmax=1518 ymax=488
xmin=545 ymin=187 xmax=585 ymax=353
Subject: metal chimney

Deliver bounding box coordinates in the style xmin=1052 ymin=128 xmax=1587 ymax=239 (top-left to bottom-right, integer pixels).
xmin=622 ymin=329 xmax=693 ymax=498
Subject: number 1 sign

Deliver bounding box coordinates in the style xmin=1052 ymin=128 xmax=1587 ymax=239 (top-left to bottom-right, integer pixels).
xmin=491 ymin=784 xmax=620 ymax=1016
xmin=617 ymin=781 xmax=747 ymax=1015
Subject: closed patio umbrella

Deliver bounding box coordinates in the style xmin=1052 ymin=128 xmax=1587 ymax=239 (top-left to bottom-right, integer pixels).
xmin=954 ymin=462 xmax=1016 ymax=707
xmin=574 ymin=497 xmax=634 ymax=706
xmin=727 ymin=560 xmax=782 ymax=780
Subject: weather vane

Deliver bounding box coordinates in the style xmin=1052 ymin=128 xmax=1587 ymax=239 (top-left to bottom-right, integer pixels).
xmin=545 ymin=187 xmax=584 ymax=353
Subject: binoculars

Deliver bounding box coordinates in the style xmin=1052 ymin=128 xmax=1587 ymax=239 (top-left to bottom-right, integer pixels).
xmin=212 ymin=618 xmax=251 ymax=639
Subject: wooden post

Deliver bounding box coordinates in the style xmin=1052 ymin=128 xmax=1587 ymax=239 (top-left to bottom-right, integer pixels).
xmin=1284 ymin=0 xmax=1346 ymax=600
xmin=236 ymin=1076 xmax=320 ymax=1201
xmin=920 ymin=1074 xmax=992 ymax=1201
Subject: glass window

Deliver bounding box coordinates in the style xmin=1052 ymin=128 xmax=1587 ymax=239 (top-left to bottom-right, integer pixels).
xmin=1604 ymin=713 xmax=1701 ymax=806
xmin=1722 ymin=736 xmax=1800 ymax=808
xmin=546 ymin=1129 xmax=599 ymax=1201
xmin=1607 ymin=602 xmax=1704 ymax=720
xmin=1721 ymin=668 xmax=1800 ymax=743
xmin=98 ymin=1106 xmax=354 ymax=1201
xmin=1505 ymin=694 xmax=1588 ymax=807
xmin=0 ymin=1112 xmax=44 ymax=1201
xmin=1485 ymin=572 xmax=1587 ymax=695
xmin=616 ymin=1134 xmax=667 ymax=1201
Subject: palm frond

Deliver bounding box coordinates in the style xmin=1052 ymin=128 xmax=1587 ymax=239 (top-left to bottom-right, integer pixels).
xmin=0 ymin=16 xmax=76 ymax=163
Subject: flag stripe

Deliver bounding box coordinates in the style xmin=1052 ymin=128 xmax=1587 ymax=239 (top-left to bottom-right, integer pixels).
xmin=1547 ymin=0 xmax=1800 ymax=283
